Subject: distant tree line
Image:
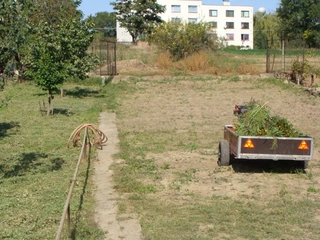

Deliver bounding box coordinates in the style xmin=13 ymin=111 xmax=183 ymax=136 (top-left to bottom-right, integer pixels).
xmin=254 ymin=0 xmax=320 ymax=49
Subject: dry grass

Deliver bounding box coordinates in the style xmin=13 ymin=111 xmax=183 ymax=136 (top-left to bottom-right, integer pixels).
xmin=236 ymin=62 xmax=263 ymax=75
xmin=156 ymin=51 xmax=173 ymax=69
xmin=155 ymin=48 xmax=263 ymax=75
xmin=157 ymin=50 xmax=215 ymax=73
xmin=177 ymin=51 xmax=211 ymax=72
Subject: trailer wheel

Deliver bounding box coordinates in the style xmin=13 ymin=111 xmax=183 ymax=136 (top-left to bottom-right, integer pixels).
xmin=300 ymin=160 xmax=309 ymax=170
xmin=218 ymin=140 xmax=230 ymax=166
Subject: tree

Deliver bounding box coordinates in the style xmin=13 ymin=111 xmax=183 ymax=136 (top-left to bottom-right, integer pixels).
xmin=150 ymin=22 xmax=221 ymax=61
xmin=91 ymin=12 xmax=116 ymax=39
xmin=0 ymin=0 xmax=33 ymax=75
xmin=111 ymin=0 xmax=165 ymax=43
xmin=254 ymin=13 xmax=280 ymax=49
xmin=26 ymin=14 xmax=98 ymax=115
xmin=30 ymin=0 xmax=81 ymax=25
xmin=0 ymin=0 xmax=83 ymax=79
xmin=277 ymin=0 xmax=320 ymax=47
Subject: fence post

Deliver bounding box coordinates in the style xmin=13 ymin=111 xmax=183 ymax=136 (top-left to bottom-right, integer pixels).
xmin=266 ymin=38 xmax=270 ymax=73
xmin=282 ymin=39 xmax=285 ymax=72
xmin=56 ymin=124 xmax=107 ymax=239
xmin=55 ymin=127 xmax=89 ymax=240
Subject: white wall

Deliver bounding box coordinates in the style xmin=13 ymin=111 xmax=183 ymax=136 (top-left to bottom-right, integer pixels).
xmin=200 ymin=4 xmax=254 ymax=48
xmin=116 ymin=21 xmax=132 ymax=43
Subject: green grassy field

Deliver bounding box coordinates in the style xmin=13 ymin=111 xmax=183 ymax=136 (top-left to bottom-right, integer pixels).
xmin=0 ymin=79 xmax=112 ymax=239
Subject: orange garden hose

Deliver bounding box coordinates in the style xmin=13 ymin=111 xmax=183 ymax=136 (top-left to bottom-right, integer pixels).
xmin=67 ymin=123 xmax=108 ymax=149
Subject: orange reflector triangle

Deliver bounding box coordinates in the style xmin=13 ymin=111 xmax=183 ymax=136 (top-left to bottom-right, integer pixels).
xmin=298 ymin=140 xmax=309 ymax=150
xmin=244 ymin=139 xmax=254 ymax=148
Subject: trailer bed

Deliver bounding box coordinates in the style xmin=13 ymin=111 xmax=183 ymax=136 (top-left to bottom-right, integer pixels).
xmin=218 ymin=125 xmax=314 ymax=168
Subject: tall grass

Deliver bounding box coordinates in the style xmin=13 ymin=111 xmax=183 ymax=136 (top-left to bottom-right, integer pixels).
xmin=116 ymin=43 xmax=158 ymax=65
xmin=224 ymin=48 xmax=320 ymax=56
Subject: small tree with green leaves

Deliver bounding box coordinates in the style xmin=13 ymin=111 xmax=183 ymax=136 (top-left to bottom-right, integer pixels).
xmin=26 ymin=17 xmax=98 ymax=115
xmin=150 ymin=21 xmax=221 ymax=61
xmin=111 ymin=0 xmax=165 ymax=44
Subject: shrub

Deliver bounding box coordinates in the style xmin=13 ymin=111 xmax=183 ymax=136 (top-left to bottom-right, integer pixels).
xmin=150 ymin=21 xmax=222 ymax=61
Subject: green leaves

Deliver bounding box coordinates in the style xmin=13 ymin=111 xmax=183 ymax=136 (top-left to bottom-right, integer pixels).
xmin=111 ymin=0 xmax=165 ymax=43
xmin=277 ymin=0 xmax=320 ymax=47
xmin=26 ymin=14 xmax=98 ymax=94
xmin=90 ymin=12 xmax=116 ymax=38
xmin=234 ymin=100 xmax=305 ymax=137
xmin=0 ymin=0 xmax=32 ymax=70
xmin=150 ymin=22 xmax=220 ymax=61
xmin=27 ymin=48 xmax=66 ymax=93
xmin=254 ymin=13 xmax=280 ymax=49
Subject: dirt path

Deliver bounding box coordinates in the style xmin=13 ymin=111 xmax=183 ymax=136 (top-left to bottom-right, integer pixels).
xmin=93 ymin=112 xmax=142 ymax=240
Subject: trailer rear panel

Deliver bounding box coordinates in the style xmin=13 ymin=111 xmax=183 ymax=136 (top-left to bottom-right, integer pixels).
xmin=223 ymin=125 xmax=314 ymax=161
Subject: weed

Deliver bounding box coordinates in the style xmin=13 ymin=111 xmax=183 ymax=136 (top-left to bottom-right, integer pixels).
xmin=228 ymin=75 xmax=241 ymax=82
xmin=307 ymin=186 xmax=318 ymax=193
xmin=162 ymin=163 xmax=170 ymax=170
xmin=306 ymin=172 xmax=314 ymax=180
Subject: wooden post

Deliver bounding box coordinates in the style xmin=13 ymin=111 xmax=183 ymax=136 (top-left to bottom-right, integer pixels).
xmin=266 ymin=38 xmax=270 ymax=73
xmin=282 ymin=39 xmax=285 ymax=72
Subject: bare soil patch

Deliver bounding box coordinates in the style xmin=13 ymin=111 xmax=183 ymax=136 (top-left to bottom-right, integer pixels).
xmin=121 ymin=77 xmax=320 ymax=197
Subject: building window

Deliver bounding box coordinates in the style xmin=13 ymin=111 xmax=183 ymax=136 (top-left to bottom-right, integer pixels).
xmin=225 ymin=22 xmax=234 ymax=29
xmin=226 ymin=10 xmax=234 ymax=17
xmin=241 ymin=22 xmax=249 ymax=29
xmin=241 ymin=10 xmax=249 ymax=18
xmin=171 ymin=5 xmax=181 ymax=13
xmin=171 ymin=17 xmax=181 ymax=23
xmin=188 ymin=5 xmax=197 ymax=13
xmin=209 ymin=21 xmax=217 ymax=28
xmin=226 ymin=34 xmax=234 ymax=40
xmin=188 ymin=18 xmax=197 ymax=23
xmin=241 ymin=34 xmax=249 ymax=41
xmin=209 ymin=10 xmax=218 ymax=17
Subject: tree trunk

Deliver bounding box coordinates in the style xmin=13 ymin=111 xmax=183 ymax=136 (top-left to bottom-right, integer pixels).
xmin=47 ymin=91 xmax=54 ymax=116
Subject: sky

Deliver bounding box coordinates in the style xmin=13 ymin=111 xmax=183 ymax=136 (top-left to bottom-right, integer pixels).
xmin=78 ymin=0 xmax=281 ymax=18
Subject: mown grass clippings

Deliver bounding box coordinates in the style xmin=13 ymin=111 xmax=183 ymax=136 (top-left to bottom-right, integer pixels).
xmin=234 ymin=99 xmax=307 ymax=137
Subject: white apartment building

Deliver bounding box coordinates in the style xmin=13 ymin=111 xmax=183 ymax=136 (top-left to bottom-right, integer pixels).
xmin=116 ymin=0 xmax=254 ymax=49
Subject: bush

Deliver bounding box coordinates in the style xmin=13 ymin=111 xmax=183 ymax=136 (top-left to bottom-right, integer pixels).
xmin=149 ymin=21 xmax=222 ymax=61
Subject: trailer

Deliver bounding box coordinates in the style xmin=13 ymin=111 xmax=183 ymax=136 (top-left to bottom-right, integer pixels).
xmin=218 ymin=125 xmax=314 ymax=169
